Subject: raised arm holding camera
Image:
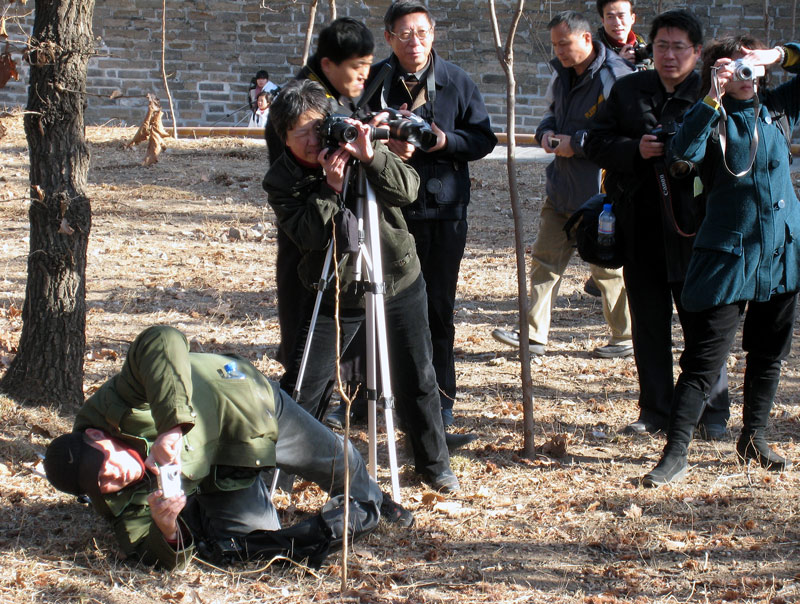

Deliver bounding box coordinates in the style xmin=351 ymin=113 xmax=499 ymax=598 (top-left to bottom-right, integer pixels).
xmin=263 ymin=79 xmax=468 ymax=494
xmin=641 ymin=38 xmax=800 ymax=486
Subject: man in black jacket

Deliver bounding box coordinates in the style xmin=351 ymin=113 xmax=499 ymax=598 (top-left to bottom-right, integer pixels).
xmin=585 ymin=9 xmax=730 ymax=438
xmin=364 ymin=1 xmax=497 ymax=428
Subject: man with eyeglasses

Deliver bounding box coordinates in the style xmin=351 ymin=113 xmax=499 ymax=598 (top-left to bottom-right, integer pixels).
xmin=365 ymin=0 xmax=497 ymax=429
xmin=586 ymin=9 xmax=731 ymax=440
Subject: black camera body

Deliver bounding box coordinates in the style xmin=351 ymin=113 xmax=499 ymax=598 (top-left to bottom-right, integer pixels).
xmin=651 ymin=122 xmax=694 ymax=179
xmin=632 ymin=42 xmax=651 ymax=64
xmin=319 ymin=110 xmax=437 ymax=153
xmin=318 ymin=116 xmax=359 ymax=149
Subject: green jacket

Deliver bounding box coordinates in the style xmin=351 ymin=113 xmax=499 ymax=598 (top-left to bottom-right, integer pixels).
xmin=263 ymin=142 xmax=421 ymax=308
xmin=74 ymin=326 xmax=279 ymax=570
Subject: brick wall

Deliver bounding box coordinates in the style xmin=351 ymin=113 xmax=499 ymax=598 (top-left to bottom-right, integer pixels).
xmin=2 ymin=0 xmax=797 ymax=134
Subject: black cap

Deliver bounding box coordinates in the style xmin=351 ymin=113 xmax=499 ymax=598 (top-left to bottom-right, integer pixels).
xmin=44 ymin=432 xmax=105 ymax=499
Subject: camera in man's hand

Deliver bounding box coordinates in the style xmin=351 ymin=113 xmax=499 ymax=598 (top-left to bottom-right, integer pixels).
xmin=651 ymin=122 xmax=694 ymax=179
xmin=157 ymin=464 xmax=183 ymax=498
xmin=632 ymin=42 xmax=651 ymax=64
xmin=732 ymin=58 xmax=765 ymax=81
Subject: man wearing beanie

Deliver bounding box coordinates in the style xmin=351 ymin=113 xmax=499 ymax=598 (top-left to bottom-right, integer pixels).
xmin=44 ymin=325 xmax=411 ymax=570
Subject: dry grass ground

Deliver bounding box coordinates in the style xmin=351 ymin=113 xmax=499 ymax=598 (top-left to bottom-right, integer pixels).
xmin=1 ymin=113 xmax=800 ymax=603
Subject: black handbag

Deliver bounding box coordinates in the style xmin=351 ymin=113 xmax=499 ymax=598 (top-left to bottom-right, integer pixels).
xmin=563 ymin=193 xmax=626 ymax=269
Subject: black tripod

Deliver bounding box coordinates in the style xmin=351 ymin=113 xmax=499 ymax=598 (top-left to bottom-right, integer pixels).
xmin=271 ymin=158 xmax=402 ymax=503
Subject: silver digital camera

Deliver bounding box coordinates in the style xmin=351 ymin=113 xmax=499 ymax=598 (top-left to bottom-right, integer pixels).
xmin=733 ymin=59 xmax=765 ymax=81
xmin=157 ymin=463 xmax=183 ymax=498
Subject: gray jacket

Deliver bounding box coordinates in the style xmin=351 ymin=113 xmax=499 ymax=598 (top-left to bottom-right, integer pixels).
xmin=535 ymin=41 xmax=633 ymax=214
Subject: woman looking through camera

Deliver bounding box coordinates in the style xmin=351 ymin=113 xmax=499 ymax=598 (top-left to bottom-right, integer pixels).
xmin=643 ymin=36 xmax=800 ymax=486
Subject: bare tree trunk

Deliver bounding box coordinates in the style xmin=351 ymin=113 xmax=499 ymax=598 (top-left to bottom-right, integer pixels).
xmin=0 ymin=0 xmax=94 ymax=408
xmin=161 ymin=0 xmax=178 ymax=138
xmin=302 ymin=0 xmax=319 ymax=66
xmin=328 ymin=0 xmax=336 ymax=21
xmin=489 ymin=0 xmax=535 ymax=458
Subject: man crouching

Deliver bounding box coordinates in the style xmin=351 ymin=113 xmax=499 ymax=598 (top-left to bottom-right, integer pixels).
xmin=43 ymin=325 xmax=412 ymax=570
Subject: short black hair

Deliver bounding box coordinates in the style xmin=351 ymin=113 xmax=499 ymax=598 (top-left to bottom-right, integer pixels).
xmin=700 ymin=35 xmax=767 ymax=97
xmin=596 ymin=0 xmax=634 ymax=17
xmin=547 ymin=11 xmax=592 ymax=36
xmin=316 ymin=17 xmax=374 ymax=64
xmin=383 ymin=0 xmax=436 ymax=32
xmin=650 ymin=9 xmax=703 ymax=47
xmin=269 ymin=79 xmax=330 ymax=143
xmin=255 ymin=69 xmax=269 ymax=80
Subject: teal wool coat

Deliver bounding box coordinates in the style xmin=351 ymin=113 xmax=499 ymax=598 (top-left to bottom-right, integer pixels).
xmin=670 ymin=44 xmax=800 ymax=312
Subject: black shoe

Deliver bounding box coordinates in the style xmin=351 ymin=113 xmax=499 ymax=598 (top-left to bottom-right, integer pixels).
xmin=380 ymin=492 xmax=414 ymax=527
xmin=621 ymin=420 xmax=664 ymax=435
xmin=697 ymin=423 xmax=728 ymax=441
xmin=736 ymin=434 xmax=791 ymax=471
xmin=424 ymin=469 xmax=460 ymax=493
xmin=445 ymin=431 xmax=478 ymax=451
xmin=584 ymin=276 xmax=601 ymax=297
xmin=325 ymin=405 xmax=347 ymax=430
xmin=642 ymin=451 xmax=688 ymax=487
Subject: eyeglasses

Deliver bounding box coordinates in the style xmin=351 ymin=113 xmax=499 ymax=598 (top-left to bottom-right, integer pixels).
xmin=652 ymin=42 xmax=695 ymax=55
xmin=389 ymin=28 xmax=433 ymax=43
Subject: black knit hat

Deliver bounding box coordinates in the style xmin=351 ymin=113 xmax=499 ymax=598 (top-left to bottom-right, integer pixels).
xmin=43 ymin=432 xmax=105 ymax=499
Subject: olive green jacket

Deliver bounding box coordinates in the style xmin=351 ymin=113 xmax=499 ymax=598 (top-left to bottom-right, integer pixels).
xmin=263 ymin=142 xmax=421 ymax=308
xmin=74 ymin=326 xmax=279 ymax=570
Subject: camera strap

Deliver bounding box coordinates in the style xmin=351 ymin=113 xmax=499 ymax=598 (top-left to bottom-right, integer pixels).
xmin=716 ymin=92 xmax=760 ymax=178
xmin=653 ymin=163 xmax=696 ymax=238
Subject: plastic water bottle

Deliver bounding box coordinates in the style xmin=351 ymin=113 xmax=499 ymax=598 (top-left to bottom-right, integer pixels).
xmin=597 ymin=203 xmax=616 ymax=261
xmin=223 ymin=361 xmax=246 ymax=380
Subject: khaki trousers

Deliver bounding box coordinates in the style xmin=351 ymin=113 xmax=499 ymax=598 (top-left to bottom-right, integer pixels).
xmin=526 ymin=201 xmax=632 ymax=346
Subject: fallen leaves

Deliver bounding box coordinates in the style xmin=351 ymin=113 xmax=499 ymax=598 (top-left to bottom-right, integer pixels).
xmin=127 ymin=93 xmax=172 ymax=165
xmin=0 ymin=48 xmax=19 ymax=89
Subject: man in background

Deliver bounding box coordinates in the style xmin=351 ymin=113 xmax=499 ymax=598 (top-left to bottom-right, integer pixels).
xmin=366 ymin=0 xmax=497 ymax=428
xmin=492 ymin=11 xmax=634 ymax=360
xmin=594 ymin=0 xmax=651 ymax=70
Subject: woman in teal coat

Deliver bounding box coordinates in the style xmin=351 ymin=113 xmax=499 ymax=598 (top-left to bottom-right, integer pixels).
xmin=643 ymin=36 xmax=800 ymax=486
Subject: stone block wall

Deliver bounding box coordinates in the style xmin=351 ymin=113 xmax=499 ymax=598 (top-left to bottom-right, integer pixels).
xmin=2 ymin=0 xmax=797 ymax=134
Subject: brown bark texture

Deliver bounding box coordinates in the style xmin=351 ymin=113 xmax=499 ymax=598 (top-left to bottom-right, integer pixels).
xmin=0 ymin=0 xmax=95 ymax=407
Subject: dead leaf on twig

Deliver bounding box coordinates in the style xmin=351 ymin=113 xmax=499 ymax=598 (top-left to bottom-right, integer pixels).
xmin=109 ymin=89 xmax=123 ymax=100
xmin=127 ymin=93 xmax=172 ymax=165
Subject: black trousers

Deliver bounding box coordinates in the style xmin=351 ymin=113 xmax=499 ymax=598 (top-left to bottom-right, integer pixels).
xmin=676 ymin=292 xmax=797 ymax=408
xmin=279 ymin=274 xmax=451 ymax=477
xmin=406 ymin=218 xmax=468 ymax=412
xmin=623 ymin=247 xmax=730 ymax=429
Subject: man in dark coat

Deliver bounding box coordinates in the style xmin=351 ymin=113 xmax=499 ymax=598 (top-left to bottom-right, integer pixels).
xmin=585 ymin=9 xmax=730 ymax=438
xmin=364 ymin=0 xmax=497 ymax=428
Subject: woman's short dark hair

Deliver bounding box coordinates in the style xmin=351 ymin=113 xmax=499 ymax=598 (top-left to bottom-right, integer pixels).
xmin=383 ymin=1 xmax=436 ymax=32
xmin=700 ymin=35 xmax=768 ymax=97
xmin=255 ymin=69 xmax=269 ymax=80
xmin=316 ymin=17 xmax=374 ymax=64
xmin=269 ymin=79 xmax=330 ymax=143
xmin=649 ymin=9 xmax=703 ymax=47
xmin=547 ymin=10 xmax=592 ymax=35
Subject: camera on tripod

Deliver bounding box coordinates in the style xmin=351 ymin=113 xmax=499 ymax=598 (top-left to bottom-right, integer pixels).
xmin=318 ymin=110 xmax=437 ymax=153
xmin=732 ymin=58 xmax=765 ymax=81
xmin=651 ymin=121 xmax=694 ymax=179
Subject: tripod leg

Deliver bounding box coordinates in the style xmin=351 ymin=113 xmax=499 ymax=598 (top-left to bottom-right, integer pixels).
xmin=363 ymin=177 xmax=402 ymax=503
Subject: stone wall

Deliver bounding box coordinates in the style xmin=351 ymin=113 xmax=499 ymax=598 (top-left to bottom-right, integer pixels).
xmin=2 ymin=0 xmax=797 ymax=133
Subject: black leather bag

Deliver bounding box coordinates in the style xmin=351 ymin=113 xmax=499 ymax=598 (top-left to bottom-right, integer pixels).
xmin=563 ymin=193 xmax=626 ymax=269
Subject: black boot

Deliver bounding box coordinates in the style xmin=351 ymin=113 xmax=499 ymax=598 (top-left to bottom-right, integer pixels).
xmin=642 ymin=381 xmax=706 ymax=488
xmin=737 ymin=374 xmax=790 ymax=471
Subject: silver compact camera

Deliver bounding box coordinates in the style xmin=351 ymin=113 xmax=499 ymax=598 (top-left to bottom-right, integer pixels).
xmin=733 ymin=59 xmax=765 ymax=81
xmin=157 ymin=463 xmax=183 ymax=498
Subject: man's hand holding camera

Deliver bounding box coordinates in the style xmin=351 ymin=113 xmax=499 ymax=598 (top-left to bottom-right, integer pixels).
xmin=375 ymin=104 xmax=446 ymax=160
xmin=541 ymin=131 xmax=574 ymax=158
xmin=145 ymin=426 xmax=186 ymax=542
